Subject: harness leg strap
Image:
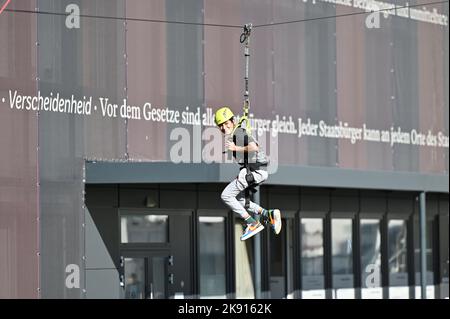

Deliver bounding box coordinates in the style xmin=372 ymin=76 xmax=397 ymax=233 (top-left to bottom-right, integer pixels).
xmin=244 ymin=172 xmax=259 ymax=209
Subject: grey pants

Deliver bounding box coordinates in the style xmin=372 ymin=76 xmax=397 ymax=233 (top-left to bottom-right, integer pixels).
xmin=221 ymin=168 xmax=269 ymax=219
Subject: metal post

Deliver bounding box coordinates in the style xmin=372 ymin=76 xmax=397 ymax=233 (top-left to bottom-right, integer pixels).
xmin=419 ymin=192 xmax=427 ymax=299
xmin=253 ymin=186 xmax=261 ymax=299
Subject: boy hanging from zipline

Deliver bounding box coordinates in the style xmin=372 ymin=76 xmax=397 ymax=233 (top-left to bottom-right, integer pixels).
xmin=215 ymin=106 xmax=282 ymax=241
xmin=214 ymin=24 xmax=282 ymax=241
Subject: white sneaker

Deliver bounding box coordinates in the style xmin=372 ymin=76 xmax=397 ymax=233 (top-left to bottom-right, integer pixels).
xmin=268 ymin=209 xmax=282 ymax=235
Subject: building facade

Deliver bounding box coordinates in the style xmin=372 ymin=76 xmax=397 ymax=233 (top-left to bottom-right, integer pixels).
xmin=0 ymin=0 xmax=448 ymax=298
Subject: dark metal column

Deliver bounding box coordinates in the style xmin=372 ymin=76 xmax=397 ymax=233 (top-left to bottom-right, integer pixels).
xmin=253 ymin=186 xmax=261 ymax=299
xmin=419 ymin=192 xmax=427 ymax=299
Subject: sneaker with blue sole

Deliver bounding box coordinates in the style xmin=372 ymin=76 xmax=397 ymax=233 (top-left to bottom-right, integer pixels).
xmin=240 ymin=222 xmax=264 ymax=241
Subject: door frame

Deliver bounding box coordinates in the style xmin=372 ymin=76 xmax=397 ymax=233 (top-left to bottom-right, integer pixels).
xmin=120 ymin=250 xmax=171 ymax=299
xmin=118 ymin=208 xmax=193 ymax=298
xmin=196 ymin=209 xmax=231 ymax=298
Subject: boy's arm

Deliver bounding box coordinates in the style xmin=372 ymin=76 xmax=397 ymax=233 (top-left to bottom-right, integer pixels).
xmin=226 ymin=141 xmax=259 ymax=153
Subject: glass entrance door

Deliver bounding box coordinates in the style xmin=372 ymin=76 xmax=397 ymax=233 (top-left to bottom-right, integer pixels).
xmin=122 ymin=253 xmax=169 ymax=299
xmin=119 ymin=209 xmax=194 ymax=298
xmin=123 ymin=257 xmax=145 ymax=299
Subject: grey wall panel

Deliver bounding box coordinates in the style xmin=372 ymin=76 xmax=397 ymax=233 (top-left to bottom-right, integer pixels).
xmin=160 ymin=190 xmax=196 ymax=209
xmin=198 ymin=184 xmax=226 ymax=192
xmin=330 ymin=189 xmax=359 ymax=212
xmin=440 ymin=195 xmax=449 ymax=215
xmin=301 ymin=187 xmax=332 ymax=196
xmin=165 ymin=0 xmax=204 ymax=165
xmin=86 ymin=162 xmax=448 ymax=192
xmin=259 ymin=187 xmax=269 ymax=210
xmin=85 ymin=208 xmax=117 ymax=270
xmin=391 ymin=9 xmax=420 ymax=173
xmin=387 ymin=194 xmax=415 ymax=215
xmin=445 ymin=3 xmax=450 ymax=175
xmin=304 ymin=5 xmax=338 ymax=168
xmin=169 ymin=214 xmax=193 ymax=297
xmin=36 ymin=0 xmax=125 ymax=298
xmin=39 ymin=177 xmax=85 ymax=298
xmin=85 ymin=185 xmax=118 ymax=208
xmin=0 ymin=1 xmax=39 ymax=298
xmin=126 ymin=0 xmax=168 ymax=161
xmin=360 ymin=196 xmax=387 ymax=214
xmin=300 ymin=194 xmax=330 ymax=212
xmin=268 ymin=191 xmax=299 ymax=211
xmin=160 ymin=184 xmax=197 ymax=191
xmin=364 ymin=6 xmax=394 ymax=173
xmin=84 ymin=207 xmax=120 ymax=269
xmin=330 ymin=195 xmax=359 ymax=213
xmin=85 ymin=269 xmax=121 ymax=299
xmin=119 ymin=188 xmax=159 ymax=208
xmin=425 ymin=194 xmax=440 ymax=217
xmin=198 ymin=190 xmax=225 ymax=210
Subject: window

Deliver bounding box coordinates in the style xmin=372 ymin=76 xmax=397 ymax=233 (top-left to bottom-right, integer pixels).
xmin=388 ymin=219 xmax=409 ymax=298
xmin=332 ymin=219 xmax=353 ymax=275
xmin=388 ymin=220 xmax=408 ymax=275
xmin=360 ymin=219 xmax=382 ymax=298
xmin=270 ymin=222 xmax=286 ymax=298
xmin=301 ymin=218 xmax=325 ymax=298
xmin=121 ymin=214 xmax=168 ymax=243
xmin=235 ymin=221 xmax=254 ymax=298
xmin=332 ymin=219 xmax=354 ymax=298
xmin=124 ymin=258 xmax=145 ymax=299
xmin=199 ymin=216 xmax=226 ymax=298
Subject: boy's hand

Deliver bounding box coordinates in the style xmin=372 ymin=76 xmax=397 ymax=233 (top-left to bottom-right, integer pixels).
xmin=226 ymin=140 xmax=237 ymax=152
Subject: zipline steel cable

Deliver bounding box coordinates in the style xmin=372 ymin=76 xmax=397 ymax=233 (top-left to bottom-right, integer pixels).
xmin=4 ymin=1 xmax=448 ymax=29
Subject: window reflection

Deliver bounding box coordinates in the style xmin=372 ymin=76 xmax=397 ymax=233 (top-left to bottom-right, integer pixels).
xmin=388 ymin=219 xmax=408 ymax=275
xmin=332 ymin=219 xmax=353 ymax=275
xmin=388 ymin=219 xmax=409 ymax=298
xmin=199 ymin=216 xmax=226 ymax=298
xmin=124 ymin=258 xmax=145 ymax=299
xmin=301 ymin=218 xmax=325 ymax=297
xmin=121 ymin=214 xmax=168 ymax=243
xmin=360 ymin=219 xmax=381 ymax=288
xmin=301 ymin=219 xmax=324 ymax=276
xmin=332 ymin=218 xmax=354 ymax=298
xmin=150 ymin=257 xmax=166 ymax=299
xmin=360 ymin=219 xmax=382 ymax=298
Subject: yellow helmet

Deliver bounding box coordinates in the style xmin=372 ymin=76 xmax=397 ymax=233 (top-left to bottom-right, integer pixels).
xmin=214 ymin=106 xmax=234 ymax=126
